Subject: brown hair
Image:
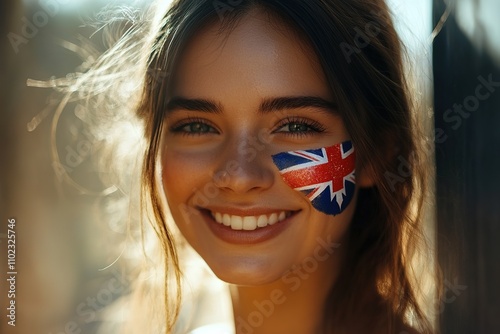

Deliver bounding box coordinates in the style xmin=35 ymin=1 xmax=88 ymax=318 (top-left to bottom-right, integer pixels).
xmin=136 ymin=0 xmax=437 ymax=333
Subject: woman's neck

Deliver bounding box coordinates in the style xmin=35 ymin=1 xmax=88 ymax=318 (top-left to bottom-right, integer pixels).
xmin=229 ymin=244 xmax=345 ymax=334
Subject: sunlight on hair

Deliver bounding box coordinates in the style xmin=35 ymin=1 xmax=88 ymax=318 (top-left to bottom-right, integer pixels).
xmin=387 ymin=0 xmax=432 ymax=51
xmin=21 ymin=0 xmax=174 ymax=12
xmin=387 ymin=1 xmax=438 ymax=329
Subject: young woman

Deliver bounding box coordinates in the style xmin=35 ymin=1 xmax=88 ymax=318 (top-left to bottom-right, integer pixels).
xmin=44 ymin=0 xmax=438 ymax=333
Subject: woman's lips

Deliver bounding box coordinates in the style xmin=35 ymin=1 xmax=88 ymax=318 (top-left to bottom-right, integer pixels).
xmin=200 ymin=208 xmax=299 ymax=244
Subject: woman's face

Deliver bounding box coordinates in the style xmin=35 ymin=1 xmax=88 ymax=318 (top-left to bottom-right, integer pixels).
xmin=161 ymin=10 xmax=360 ymax=285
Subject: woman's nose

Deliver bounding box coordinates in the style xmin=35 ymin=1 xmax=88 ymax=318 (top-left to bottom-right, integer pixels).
xmin=212 ymin=137 xmax=275 ymax=194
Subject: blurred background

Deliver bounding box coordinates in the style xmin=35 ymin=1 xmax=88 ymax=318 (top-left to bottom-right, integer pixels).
xmin=0 ymin=0 xmax=499 ymax=333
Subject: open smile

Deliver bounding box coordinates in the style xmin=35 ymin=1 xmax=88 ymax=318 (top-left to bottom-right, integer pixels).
xmin=199 ymin=208 xmax=300 ymax=244
xmin=210 ymin=210 xmax=294 ymax=231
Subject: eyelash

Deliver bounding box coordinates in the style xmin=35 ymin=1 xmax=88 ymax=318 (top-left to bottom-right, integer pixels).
xmin=273 ymin=117 xmax=326 ymax=136
xmin=169 ymin=117 xmax=219 ymax=136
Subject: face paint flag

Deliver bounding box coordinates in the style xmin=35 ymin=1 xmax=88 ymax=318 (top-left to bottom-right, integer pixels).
xmin=271 ymin=141 xmax=356 ymax=216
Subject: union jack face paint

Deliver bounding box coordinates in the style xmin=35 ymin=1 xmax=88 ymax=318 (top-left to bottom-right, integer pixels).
xmin=271 ymin=141 xmax=356 ymax=216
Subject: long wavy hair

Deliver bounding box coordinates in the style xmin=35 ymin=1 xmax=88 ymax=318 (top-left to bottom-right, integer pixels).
xmin=133 ymin=0 xmax=438 ymax=333
xmin=40 ymin=0 xmax=438 ymax=333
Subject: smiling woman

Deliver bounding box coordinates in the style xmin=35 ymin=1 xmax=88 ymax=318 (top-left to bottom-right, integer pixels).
xmin=161 ymin=13 xmax=357 ymax=295
xmin=43 ymin=0 xmax=438 ymax=333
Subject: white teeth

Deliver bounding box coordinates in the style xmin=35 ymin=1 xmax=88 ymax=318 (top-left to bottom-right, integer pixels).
xmin=257 ymin=215 xmax=268 ymax=227
xmin=231 ymin=216 xmax=243 ymax=230
xmin=222 ymin=214 xmax=231 ymax=226
xmin=211 ymin=210 xmax=291 ymax=230
xmin=242 ymin=216 xmax=258 ymax=231
xmin=268 ymin=213 xmax=278 ymax=225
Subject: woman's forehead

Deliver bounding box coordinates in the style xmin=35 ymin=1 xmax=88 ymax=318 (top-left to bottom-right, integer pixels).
xmin=170 ymin=8 xmax=332 ymax=103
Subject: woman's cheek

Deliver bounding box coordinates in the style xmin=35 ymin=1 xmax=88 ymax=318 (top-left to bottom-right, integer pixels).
xmin=162 ymin=147 xmax=216 ymax=211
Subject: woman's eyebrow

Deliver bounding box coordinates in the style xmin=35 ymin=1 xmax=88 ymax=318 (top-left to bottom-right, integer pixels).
xmin=259 ymin=96 xmax=338 ymax=114
xmin=165 ymin=96 xmax=337 ymax=114
xmin=166 ymin=97 xmax=222 ymax=113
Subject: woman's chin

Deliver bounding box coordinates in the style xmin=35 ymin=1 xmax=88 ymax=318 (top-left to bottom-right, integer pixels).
xmin=213 ymin=272 xmax=280 ymax=286
xmin=206 ymin=259 xmax=288 ymax=286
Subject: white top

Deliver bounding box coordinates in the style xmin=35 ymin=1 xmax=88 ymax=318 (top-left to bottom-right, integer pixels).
xmin=175 ymin=251 xmax=235 ymax=334
xmin=188 ymin=323 xmax=235 ymax=334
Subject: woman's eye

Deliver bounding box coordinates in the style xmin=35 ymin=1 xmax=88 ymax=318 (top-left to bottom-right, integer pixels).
xmin=281 ymin=123 xmax=314 ymax=133
xmin=275 ymin=119 xmax=325 ymax=135
xmin=171 ymin=121 xmax=217 ymax=135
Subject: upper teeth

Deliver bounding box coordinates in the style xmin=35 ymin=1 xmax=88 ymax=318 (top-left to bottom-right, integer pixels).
xmin=211 ymin=211 xmax=291 ymax=231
